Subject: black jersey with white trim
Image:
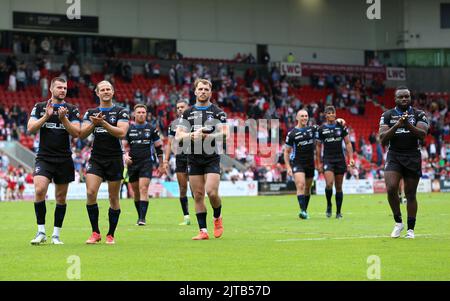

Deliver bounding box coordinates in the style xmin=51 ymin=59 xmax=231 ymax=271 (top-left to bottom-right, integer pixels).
xmin=316 ymin=122 xmax=348 ymax=160
xmin=179 ymin=104 xmax=227 ymax=159
xmin=126 ymin=122 xmax=160 ymax=160
xmin=379 ymin=106 xmax=428 ymax=154
xmin=83 ymin=106 xmax=129 ymax=159
xmin=285 ymin=125 xmax=317 ymax=164
xmin=30 ymin=101 xmax=81 ymax=162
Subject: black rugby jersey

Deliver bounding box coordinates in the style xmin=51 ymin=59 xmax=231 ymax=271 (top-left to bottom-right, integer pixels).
xmin=126 ymin=122 xmax=160 ymax=161
xmin=168 ymin=118 xmax=189 ymax=160
xmin=379 ymin=106 xmax=428 ymax=154
xmin=316 ymin=123 xmax=348 ymax=159
xmin=179 ymin=104 xmax=227 ymax=159
xmin=285 ymin=125 xmax=317 ymax=164
xmin=83 ymin=106 xmax=129 ymax=158
xmin=30 ymin=101 xmax=81 ymax=162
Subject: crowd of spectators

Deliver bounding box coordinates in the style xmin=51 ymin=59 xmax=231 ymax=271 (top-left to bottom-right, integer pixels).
xmin=1 ymin=43 xmax=449 ymax=184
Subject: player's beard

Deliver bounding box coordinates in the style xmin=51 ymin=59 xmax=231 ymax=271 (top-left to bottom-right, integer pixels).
xmin=54 ymin=94 xmax=65 ymax=102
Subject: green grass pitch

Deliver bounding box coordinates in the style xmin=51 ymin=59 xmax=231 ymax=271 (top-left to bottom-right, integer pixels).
xmin=0 ymin=193 xmax=449 ymax=281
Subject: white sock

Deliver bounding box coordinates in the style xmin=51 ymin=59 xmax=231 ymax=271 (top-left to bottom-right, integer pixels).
xmin=200 ymin=228 xmax=208 ymax=233
xmin=38 ymin=224 xmax=46 ymax=234
xmin=184 ymin=215 xmax=190 ymax=219
xmin=52 ymin=227 xmax=61 ymax=237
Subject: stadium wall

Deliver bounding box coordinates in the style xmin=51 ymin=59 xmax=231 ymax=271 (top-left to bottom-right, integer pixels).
xmin=402 ymin=0 xmax=450 ymax=49
xmin=0 ymin=0 xmax=377 ymax=64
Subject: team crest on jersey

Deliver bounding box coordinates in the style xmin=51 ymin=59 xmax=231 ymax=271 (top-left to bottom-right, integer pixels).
xmin=35 ymin=166 xmax=40 ymax=174
xmin=109 ymin=116 xmax=116 ymax=123
xmin=336 ymin=129 xmax=341 ymax=136
xmin=408 ymin=116 xmax=415 ymax=124
xmin=144 ymin=132 xmax=151 ymax=138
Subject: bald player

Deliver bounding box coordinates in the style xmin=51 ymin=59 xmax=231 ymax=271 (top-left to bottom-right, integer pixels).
xmin=379 ymin=86 xmax=429 ymax=239
xmin=284 ymin=109 xmax=318 ymax=219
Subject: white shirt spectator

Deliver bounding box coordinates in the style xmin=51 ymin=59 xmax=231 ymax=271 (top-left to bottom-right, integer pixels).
xmin=429 ymin=143 xmax=437 ymax=157
xmin=32 ymin=69 xmax=41 ymax=82
xmin=1 ymin=154 xmax=9 ymax=171
xmin=69 ymin=63 xmax=81 ymax=78
xmin=244 ymin=169 xmax=254 ymax=181
xmin=265 ymin=170 xmax=274 ymax=182
xmin=8 ymin=73 xmax=17 ymax=92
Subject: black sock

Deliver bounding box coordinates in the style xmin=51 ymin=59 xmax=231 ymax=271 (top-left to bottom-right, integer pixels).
xmin=335 ymin=192 xmax=343 ymax=214
xmin=34 ymin=201 xmax=46 ymax=225
xmin=180 ymin=197 xmax=189 ymax=216
xmin=134 ymin=201 xmax=141 ymax=218
xmin=107 ymin=208 xmax=121 ymax=237
xmin=297 ymin=195 xmax=305 ymax=211
xmin=407 ymin=217 xmax=416 ymax=230
xmin=54 ymin=204 xmax=67 ymax=228
xmin=394 ymin=214 xmax=402 ymax=223
xmin=325 ymin=188 xmax=333 ymax=209
xmin=305 ymin=195 xmax=310 ymax=211
xmin=140 ymin=200 xmax=149 ymax=220
xmin=196 ymin=212 xmax=207 ymax=230
xmin=213 ymin=205 xmax=222 ymax=219
xmin=86 ymin=204 xmax=100 ymax=234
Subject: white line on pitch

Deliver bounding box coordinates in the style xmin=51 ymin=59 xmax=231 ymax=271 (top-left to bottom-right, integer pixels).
xmin=276 ymin=234 xmax=434 ymax=242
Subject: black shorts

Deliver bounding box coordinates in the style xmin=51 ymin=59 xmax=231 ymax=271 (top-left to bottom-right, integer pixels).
xmin=34 ymin=158 xmax=74 ymax=184
xmin=187 ymin=156 xmax=220 ymax=176
xmin=87 ymin=157 xmax=124 ymax=182
xmin=175 ymin=155 xmax=188 ymax=174
xmin=323 ymin=158 xmax=347 ymax=175
xmin=128 ymin=159 xmax=152 ymax=183
xmin=292 ymin=162 xmax=315 ymax=178
xmin=385 ymin=151 xmax=422 ymax=178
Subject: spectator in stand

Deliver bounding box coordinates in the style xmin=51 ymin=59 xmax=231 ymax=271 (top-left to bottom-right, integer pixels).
xmin=429 ymin=138 xmax=437 ymax=160
xmin=244 ymin=167 xmax=254 ymax=181
xmin=8 ymin=71 xmax=17 ymax=92
xmin=286 ymin=52 xmax=295 ymax=63
xmin=122 ymin=61 xmax=133 ymax=83
xmin=31 ymin=66 xmax=40 ymax=86
xmin=152 ymin=63 xmax=161 ymax=78
xmin=134 ymin=89 xmax=144 ymax=104
xmin=363 ymin=142 xmax=373 ymax=162
xmin=40 ymin=76 xmax=49 ymax=99
xmin=82 ymin=62 xmax=92 ymax=85
xmin=69 ymin=61 xmax=81 ymax=82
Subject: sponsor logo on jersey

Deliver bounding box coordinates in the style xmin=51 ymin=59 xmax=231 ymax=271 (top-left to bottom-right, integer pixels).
xmin=94 ymin=127 xmax=108 ymax=133
xmin=43 ymin=122 xmax=66 ymax=130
